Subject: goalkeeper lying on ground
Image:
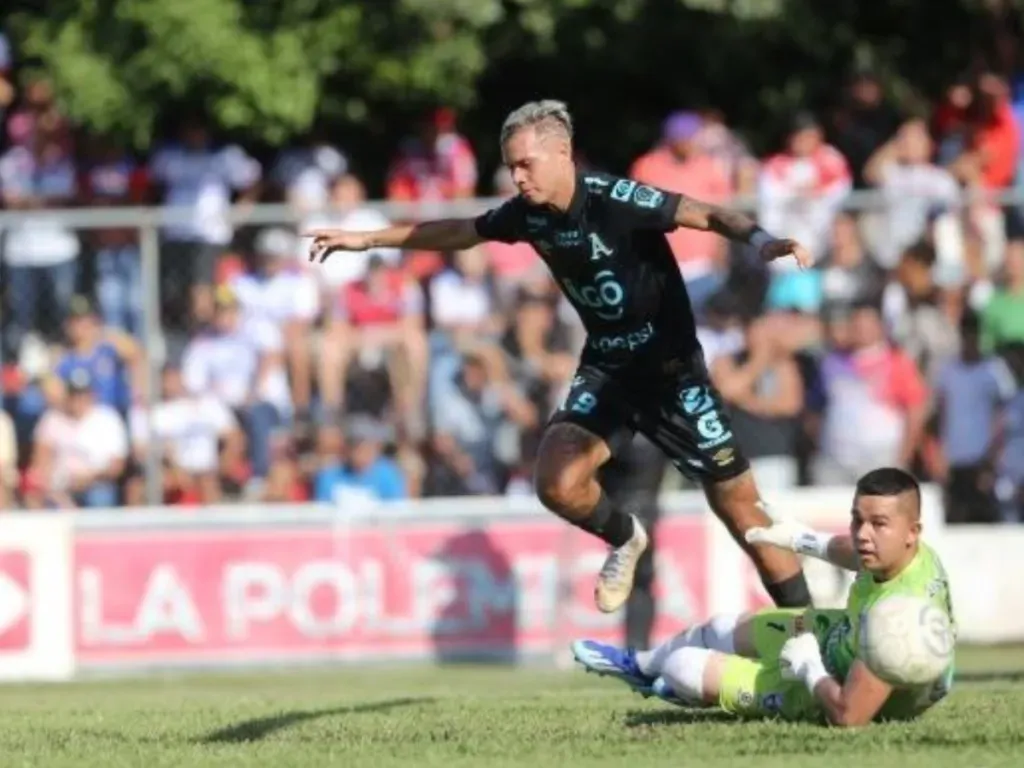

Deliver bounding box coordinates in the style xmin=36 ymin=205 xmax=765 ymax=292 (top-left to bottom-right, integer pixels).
xmin=572 ymin=467 xmax=957 ymax=727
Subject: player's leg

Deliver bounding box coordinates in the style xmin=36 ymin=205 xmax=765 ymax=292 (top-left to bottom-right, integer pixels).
xmin=653 ymin=648 xmax=817 ymax=721
xmin=536 ymin=365 xmax=647 ymax=613
xmin=638 ymin=360 xmax=811 ymax=607
xmin=573 ymin=610 xmax=759 ymax=692
xmin=704 ymin=470 xmax=811 ymax=607
xmin=633 ymin=607 xmax=845 ymax=678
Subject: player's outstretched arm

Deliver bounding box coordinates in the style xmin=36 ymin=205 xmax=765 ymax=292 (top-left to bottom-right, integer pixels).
xmin=305 ymin=218 xmax=483 ymax=262
xmin=744 ymin=503 xmax=861 ymax=571
xmin=781 ymin=635 xmax=891 ymax=727
xmin=672 ymin=195 xmax=813 ymax=269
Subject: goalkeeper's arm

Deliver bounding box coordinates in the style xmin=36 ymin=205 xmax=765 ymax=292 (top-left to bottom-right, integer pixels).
xmin=745 ymin=505 xmax=860 ymax=571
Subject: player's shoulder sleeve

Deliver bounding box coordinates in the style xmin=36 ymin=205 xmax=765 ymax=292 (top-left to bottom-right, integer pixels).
xmin=591 ymin=173 xmax=680 ymax=232
xmin=474 ymin=196 xmax=528 ymax=244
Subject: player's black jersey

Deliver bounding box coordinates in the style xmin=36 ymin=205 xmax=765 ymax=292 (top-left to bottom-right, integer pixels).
xmin=474 ymin=171 xmax=699 ymax=368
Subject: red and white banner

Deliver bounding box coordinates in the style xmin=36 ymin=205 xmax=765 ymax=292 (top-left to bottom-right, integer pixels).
xmin=73 ymin=518 xmax=708 ymax=668
xmin=0 ymin=515 xmax=74 ymax=681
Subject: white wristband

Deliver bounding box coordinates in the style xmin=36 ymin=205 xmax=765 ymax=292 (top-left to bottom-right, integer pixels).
xmin=792 ymin=531 xmax=836 ymax=561
xmin=749 ymin=229 xmax=774 ymax=250
xmin=801 ymin=657 xmax=831 ymax=693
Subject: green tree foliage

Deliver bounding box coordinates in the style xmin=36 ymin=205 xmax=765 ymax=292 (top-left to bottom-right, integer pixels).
xmin=5 ymin=0 xmax=1012 ymax=180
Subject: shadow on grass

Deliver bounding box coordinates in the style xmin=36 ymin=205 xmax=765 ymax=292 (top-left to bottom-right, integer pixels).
xmin=625 ymin=707 xmax=739 ymax=728
xmin=200 ymin=696 xmax=434 ymax=744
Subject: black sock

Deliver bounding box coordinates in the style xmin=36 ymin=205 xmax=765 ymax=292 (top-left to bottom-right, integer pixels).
xmin=572 ymin=491 xmax=635 ymax=548
xmin=765 ymin=572 xmax=812 ymax=608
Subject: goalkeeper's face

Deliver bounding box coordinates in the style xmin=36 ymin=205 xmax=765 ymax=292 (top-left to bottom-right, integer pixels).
xmin=850 ymin=493 xmax=921 ymax=578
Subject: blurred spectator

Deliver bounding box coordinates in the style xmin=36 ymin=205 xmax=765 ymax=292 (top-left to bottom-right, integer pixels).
xmin=319 ymin=255 xmax=428 ymax=433
xmin=933 ymin=77 xmax=975 ymax=165
xmin=759 ymin=113 xmax=852 ymax=266
xmin=148 ymin=117 xmax=261 ymax=330
xmin=313 ymin=416 xmax=406 ymax=504
xmin=423 ymin=432 xmax=497 ymax=497
xmin=0 ymin=32 xmax=13 ymax=126
xmin=696 ymin=291 xmax=745 ymax=368
xmin=181 ymin=287 xmax=291 ymax=494
xmin=128 ymin=364 xmax=244 ymax=505
xmin=28 ymin=370 xmax=127 ymax=509
xmin=428 ymin=246 xmax=503 ymax=342
xmin=6 ymin=75 xmax=71 ymax=150
xmin=931 ymin=314 xmax=1015 ymax=523
xmin=830 ymin=69 xmax=901 ymax=189
xmin=429 ymin=348 xmax=538 ymax=492
xmin=818 ymin=212 xmax=885 ymax=315
xmin=56 ymin=295 xmax=140 ymax=414
xmin=231 ymin=228 xmax=320 ymax=420
xmin=631 ymin=112 xmax=734 ymax=313
xmin=261 ymin=439 xmax=310 ymax=503
xmin=995 ymin=344 xmax=1024 ymax=522
xmin=950 ymin=73 xmax=1020 ymax=192
xmin=949 ymin=73 xmax=1020 ymax=272
xmin=711 ymin=316 xmax=804 ymax=489
xmin=1 ymin=130 xmax=80 ymax=348
xmin=499 ymin=290 xmax=577 ymax=414
xmin=815 ymin=301 xmax=929 ymax=483
xmin=980 ymin=239 xmax=1024 ymax=353
xmin=0 ymin=407 xmax=15 ymax=508
xmin=301 ymin=173 xmax=402 ymax=289
xmin=692 ymin=108 xmax=760 ymax=195
xmin=271 ymin=130 xmax=348 ymax=214
xmin=863 ymin=117 xmax=961 ymax=269
xmin=387 ymin=108 xmax=478 ymax=203
xmin=80 ymin=137 xmax=149 ymax=335
xmin=883 ymin=243 xmax=959 ymax=382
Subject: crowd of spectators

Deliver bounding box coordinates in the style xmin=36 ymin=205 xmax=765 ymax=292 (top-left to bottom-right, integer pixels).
xmin=1 ymin=33 xmax=1023 ymax=523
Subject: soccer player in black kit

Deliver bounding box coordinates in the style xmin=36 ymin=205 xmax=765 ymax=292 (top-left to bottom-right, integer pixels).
xmin=307 ymin=100 xmax=815 ymax=614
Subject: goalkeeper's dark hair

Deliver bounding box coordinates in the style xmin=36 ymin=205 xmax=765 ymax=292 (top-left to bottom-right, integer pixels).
xmin=855 ymin=468 xmax=921 ymax=514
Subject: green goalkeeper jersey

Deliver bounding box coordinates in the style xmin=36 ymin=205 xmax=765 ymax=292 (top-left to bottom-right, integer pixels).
xmin=820 ymin=542 xmax=957 ymax=720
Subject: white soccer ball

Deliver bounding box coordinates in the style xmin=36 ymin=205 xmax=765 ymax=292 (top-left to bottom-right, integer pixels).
xmin=858 ymin=594 xmax=955 ymax=686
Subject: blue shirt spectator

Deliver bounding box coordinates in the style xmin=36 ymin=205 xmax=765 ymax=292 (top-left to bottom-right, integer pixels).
xmin=56 ymin=296 xmax=135 ymax=412
xmin=313 ymin=416 xmax=407 ymax=503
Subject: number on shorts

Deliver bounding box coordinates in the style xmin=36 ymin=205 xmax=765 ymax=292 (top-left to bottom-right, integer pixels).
xmin=571 ymin=391 xmax=598 ymax=415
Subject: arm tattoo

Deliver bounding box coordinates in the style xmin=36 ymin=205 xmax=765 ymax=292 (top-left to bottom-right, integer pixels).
xmin=674 ymin=196 xmax=757 ymax=242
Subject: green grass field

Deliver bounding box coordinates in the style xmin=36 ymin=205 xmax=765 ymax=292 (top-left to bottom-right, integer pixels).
xmin=1 ymin=647 xmax=1023 ymax=768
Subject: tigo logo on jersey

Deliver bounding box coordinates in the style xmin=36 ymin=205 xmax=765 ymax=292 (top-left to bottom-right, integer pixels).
xmin=0 ymin=551 xmax=31 ymax=651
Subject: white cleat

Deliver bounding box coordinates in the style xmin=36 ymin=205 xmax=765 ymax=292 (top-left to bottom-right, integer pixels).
xmin=594 ymin=514 xmax=649 ymax=613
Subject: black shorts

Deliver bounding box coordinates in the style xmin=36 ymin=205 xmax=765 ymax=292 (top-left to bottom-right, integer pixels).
xmin=548 ymin=352 xmax=749 ymax=483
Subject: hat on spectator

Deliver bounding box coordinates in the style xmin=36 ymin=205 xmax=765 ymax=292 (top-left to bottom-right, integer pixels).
xmin=66 ymin=367 xmax=94 ymax=394
xmin=346 ymin=414 xmax=393 ymax=445
xmin=663 ymin=111 xmax=702 ymax=143
xmin=67 ymin=294 xmax=98 ymax=319
xmin=254 ymin=227 xmax=299 ymax=260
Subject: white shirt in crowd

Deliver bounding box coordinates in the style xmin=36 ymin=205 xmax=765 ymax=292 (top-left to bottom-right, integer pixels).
xmin=149 ymin=144 xmax=261 ymax=244
xmin=877 ymin=161 xmax=960 ymax=269
xmin=130 ymin=396 xmax=236 ymax=475
xmin=0 ymin=146 xmax=80 ymax=267
xmin=429 ymin=270 xmax=493 ymax=328
xmin=272 ymin=144 xmax=348 ymax=211
xmin=231 ymin=270 xmax=320 ymax=326
xmin=300 ymin=206 xmax=401 ymax=287
xmin=181 ymin=318 xmax=292 ymax=414
xmin=34 ymin=404 xmax=128 ymax=491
